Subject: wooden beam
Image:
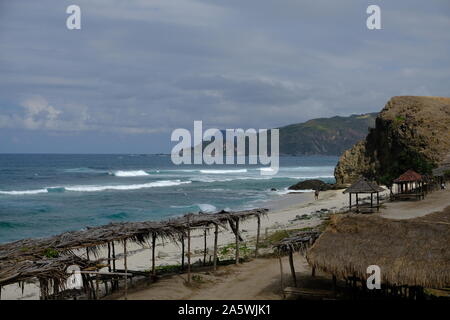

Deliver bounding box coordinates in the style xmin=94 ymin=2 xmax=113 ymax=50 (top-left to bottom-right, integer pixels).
xmin=152 ymin=234 xmax=156 ymax=276
xmin=349 ymin=193 xmax=352 ymax=210
xmin=203 ymin=228 xmax=207 ymax=266
xmin=123 ymin=239 xmax=128 ymax=300
xmin=181 ymin=235 xmax=185 ymax=272
xmin=288 ymin=248 xmax=297 ymax=287
xmin=278 ymin=255 xmax=284 ymax=296
xmin=213 ymin=224 xmax=218 ymax=271
xmin=255 ymin=215 xmax=261 ymax=258
xmin=112 ymin=242 xmax=116 ymax=272
xmin=235 ymin=218 xmax=240 ymax=264
xmin=187 ymin=215 xmax=191 ymax=284
xmin=107 ymin=242 xmax=111 ymax=273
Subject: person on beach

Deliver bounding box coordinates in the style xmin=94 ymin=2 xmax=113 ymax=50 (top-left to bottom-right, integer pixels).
xmin=314 ymin=189 xmax=319 ymax=200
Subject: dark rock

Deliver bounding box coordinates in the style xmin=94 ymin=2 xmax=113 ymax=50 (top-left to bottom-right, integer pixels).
xmin=288 ymin=179 xmax=332 ymax=191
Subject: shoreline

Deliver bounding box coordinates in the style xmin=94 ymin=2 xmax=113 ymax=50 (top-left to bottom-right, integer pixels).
xmin=1 ymin=188 xmax=350 ymax=300
xmin=7 ymin=186 xmax=449 ymax=300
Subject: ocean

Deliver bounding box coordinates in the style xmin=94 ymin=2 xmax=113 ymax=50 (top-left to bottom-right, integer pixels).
xmin=0 ymin=154 xmax=337 ymax=243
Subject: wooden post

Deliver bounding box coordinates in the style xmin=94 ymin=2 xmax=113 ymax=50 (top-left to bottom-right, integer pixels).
xmin=370 ymin=193 xmax=373 ymax=210
xmin=349 ymin=193 xmax=352 ymax=211
xmin=181 ymin=235 xmax=185 ymax=272
xmin=288 ymin=248 xmax=297 ymax=287
xmin=255 ymin=215 xmax=261 ymax=258
xmin=86 ymin=247 xmax=90 ymax=260
xmin=235 ymin=218 xmax=240 ymax=264
xmin=213 ymin=224 xmax=218 ymax=271
xmin=95 ymin=273 xmax=100 ymax=300
xmin=377 ymin=192 xmax=380 ymax=211
xmin=152 ymin=234 xmax=156 ymax=276
xmin=123 ymin=239 xmax=128 ymax=300
xmin=356 ymin=193 xmax=359 ymax=211
xmin=203 ymin=228 xmax=207 ymax=266
xmin=107 ymin=242 xmax=111 ymax=272
xmin=187 ymin=215 xmax=191 ymax=284
xmin=112 ymin=242 xmax=116 ymax=272
xmin=311 ymin=266 xmax=316 ymax=277
xmin=278 ymin=255 xmax=284 ymax=296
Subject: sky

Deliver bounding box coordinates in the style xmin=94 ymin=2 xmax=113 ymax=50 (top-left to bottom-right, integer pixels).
xmin=0 ymin=0 xmax=449 ymax=153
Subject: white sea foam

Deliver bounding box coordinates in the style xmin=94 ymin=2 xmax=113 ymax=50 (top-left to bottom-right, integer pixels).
xmin=113 ymin=170 xmax=150 ymax=177
xmin=199 ymin=169 xmax=247 ymax=174
xmin=0 ymin=189 xmax=49 ymax=195
xmin=0 ymin=180 xmax=191 ymax=195
xmin=65 ymin=180 xmax=190 ymax=192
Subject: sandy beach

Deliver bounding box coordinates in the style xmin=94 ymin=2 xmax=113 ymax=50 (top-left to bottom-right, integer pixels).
xmin=4 ymin=186 xmax=449 ymax=300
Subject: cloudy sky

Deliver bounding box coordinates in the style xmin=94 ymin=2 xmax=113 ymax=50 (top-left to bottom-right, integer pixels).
xmin=0 ymin=0 xmax=449 ymax=153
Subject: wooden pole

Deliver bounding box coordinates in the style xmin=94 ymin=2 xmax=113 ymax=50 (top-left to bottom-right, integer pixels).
xmin=203 ymin=228 xmax=207 ymax=266
xmin=377 ymin=192 xmax=380 ymax=211
xmin=86 ymin=247 xmax=90 ymax=261
xmin=255 ymin=215 xmax=261 ymax=258
xmin=112 ymin=242 xmax=116 ymax=272
xmin=95 ymin=273 xmax=100 ymax=300
xmin=288 ymin=248 xmax=297 ymax=287
xmin=235 ymin=218 xmax=240 ymax=264
xmin=181 ymin=235 xmax=185 ymax=272
xmin=349 ymin=193 xmax=352 ymax=211
xmin=213 ymin=224 xmax=218 ymax=271
xmin=278 ymin=255 xmax=284 ymax=296
xmin=107 ymin=242 xmax=111 ymax=272
xmin=187 ymin=215 xmax=191 ymax=284
xmin=123 ymin=239 xmax=128 ymax=300
xmin=152 ymin=234 xmax=156 ymax=276
xmin=371 ymin=193 xmax=373 ymax=209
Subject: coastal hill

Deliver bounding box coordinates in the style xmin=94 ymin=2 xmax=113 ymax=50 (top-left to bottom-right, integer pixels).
xmin=278 ymin=113 xmax=377 ymax=155
xmin=335 ymin=96 xmax=450 ymax=185
xmin=188 ymin=113 xmax=377 ymax=156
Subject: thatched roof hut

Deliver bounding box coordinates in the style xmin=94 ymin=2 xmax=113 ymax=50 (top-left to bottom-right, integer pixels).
xmin=306 ymin=208 xmax=450 ymax=288
xmin=343 ymin=177 xmax=384 ymax=212
xmin=0 ymin=208 xmax=267 ymax=291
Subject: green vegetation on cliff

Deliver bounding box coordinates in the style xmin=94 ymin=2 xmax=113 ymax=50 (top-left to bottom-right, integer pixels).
xmin=335 ymin=96 xmax=450 ymax=185
xmin=278 ymin=113 xmax=377 ymax=155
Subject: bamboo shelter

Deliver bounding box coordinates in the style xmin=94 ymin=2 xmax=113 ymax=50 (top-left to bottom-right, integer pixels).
xmin=273 ymin=231 xmax=321 ymax=288
xmin=0 ymin=208 xmax=267 ymax=299
xmin=343 ymin=177 xmax=384 ymax=213
xmin=307 ymin=209 xmax=450 ymax=298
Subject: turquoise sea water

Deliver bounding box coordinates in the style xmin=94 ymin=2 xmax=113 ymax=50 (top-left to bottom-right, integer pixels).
xmin=0 ymin=154 xmax=337 ymax=243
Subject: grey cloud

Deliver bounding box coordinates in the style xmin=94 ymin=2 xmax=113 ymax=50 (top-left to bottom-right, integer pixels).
xmin=0 ymin=0 xmax=449 ymax=152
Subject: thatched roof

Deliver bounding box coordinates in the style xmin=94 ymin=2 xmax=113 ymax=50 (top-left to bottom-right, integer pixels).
xmin=306 ymin=208 xmax=450 ymax=288
xmin=0 ymin=208 xmax=267 ymax=288
xmin=273 ymin=231 xmax=321 ymax=254
xmin=343 ymin=177 xmax=384 ymax=194
xmin=394 ymin=169 xmax=423 ymax=183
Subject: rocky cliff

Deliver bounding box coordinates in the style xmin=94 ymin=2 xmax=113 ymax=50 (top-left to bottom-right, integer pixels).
xmin=334 ymin=96 xmax=450 ymax=185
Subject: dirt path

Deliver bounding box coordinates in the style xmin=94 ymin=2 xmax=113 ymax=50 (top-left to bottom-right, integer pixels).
xmin=119 ymin=255 xmax=308 ymax=300
xmin=378 ymin=188 xmax=450 ymax=220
